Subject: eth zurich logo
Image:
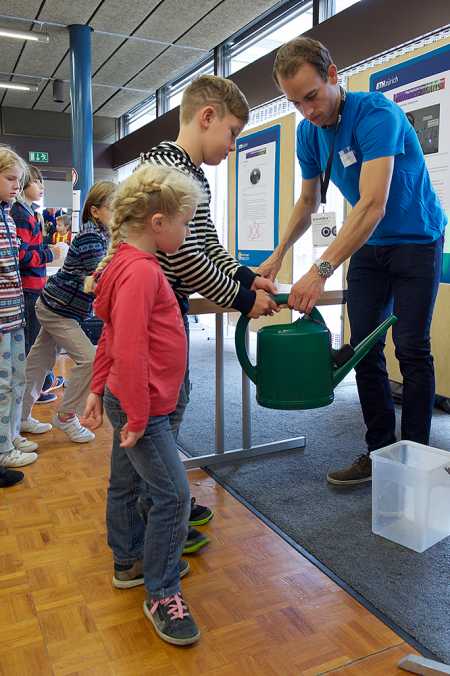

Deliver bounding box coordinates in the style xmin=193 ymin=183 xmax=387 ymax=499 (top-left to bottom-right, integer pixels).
xmin=376 ymin=75 xmax=399 ymax=90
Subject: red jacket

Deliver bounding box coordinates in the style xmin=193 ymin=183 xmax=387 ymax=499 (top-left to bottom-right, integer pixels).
xmin=91 ymin=243 xmax=187 ymax=433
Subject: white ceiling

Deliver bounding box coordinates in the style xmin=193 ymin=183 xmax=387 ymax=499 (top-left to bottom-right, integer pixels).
xmin=0 ymin=0 xmax=282 ymax=119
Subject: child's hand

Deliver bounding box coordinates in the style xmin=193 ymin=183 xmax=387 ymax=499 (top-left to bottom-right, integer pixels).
xmin=120 ymin=423 xmax=145 ymax=448
xmin=251 ymin=276 xmax=278 ymax=295
xmin=81 ymin=393 xmax=103 ymax=430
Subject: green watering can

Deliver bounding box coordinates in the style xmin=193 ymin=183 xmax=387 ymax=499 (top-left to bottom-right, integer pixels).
xmin=235 ymin=293 xmax=397 ymax=410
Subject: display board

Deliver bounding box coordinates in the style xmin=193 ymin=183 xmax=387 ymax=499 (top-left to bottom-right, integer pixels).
xmin=346 ymin=36 xmax=450 ymax=397
xmin=228 ymin=113 xmax=296 ymax=329
xmin=235 ymin=124 xmax=281 ymax=267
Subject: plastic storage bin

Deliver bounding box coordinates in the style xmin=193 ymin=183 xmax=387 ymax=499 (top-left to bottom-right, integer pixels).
xmin=372 ymin=441 xmax=450 ymax=552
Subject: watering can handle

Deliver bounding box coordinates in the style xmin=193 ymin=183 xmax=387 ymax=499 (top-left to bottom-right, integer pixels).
xmin=235 ymin=294 xmax=326 ymax=384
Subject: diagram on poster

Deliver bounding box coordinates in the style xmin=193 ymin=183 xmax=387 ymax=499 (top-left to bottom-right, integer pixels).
xmin=370 ymin=44 xmax=450 ymax=283
xmin=235 ymin=125 xmax=280 ymax=267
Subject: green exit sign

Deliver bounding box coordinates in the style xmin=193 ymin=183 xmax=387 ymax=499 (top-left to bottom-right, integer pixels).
xmin=28 ymin=151 xmax=49 ymax=163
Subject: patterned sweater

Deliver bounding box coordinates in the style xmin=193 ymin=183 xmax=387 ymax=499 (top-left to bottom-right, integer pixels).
xmin=0 ymin=202 xmax=25 ymax=333
xmin=41 ymin=220 xmax=109 ymax=321
xmin=141 ymin=142 xmax=256 ymax=314
xmin=11 ymin=200 xmax=53 ymax=292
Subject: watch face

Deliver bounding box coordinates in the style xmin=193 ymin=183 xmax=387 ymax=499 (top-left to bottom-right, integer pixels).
xmin=318 ymin=261 xmax=333 ymax=278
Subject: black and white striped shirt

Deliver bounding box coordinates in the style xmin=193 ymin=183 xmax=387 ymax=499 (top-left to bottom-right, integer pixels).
xmin=140 ymin=142 xmax=256 ymax=314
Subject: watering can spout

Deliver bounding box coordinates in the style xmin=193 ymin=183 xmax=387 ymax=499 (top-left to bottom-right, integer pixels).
xmin=333 ymin=315 xmax=397 ymax=387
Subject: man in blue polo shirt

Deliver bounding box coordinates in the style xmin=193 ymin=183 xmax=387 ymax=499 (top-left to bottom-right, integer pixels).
xmin=259 ymin=37 xmax=446 ymax=486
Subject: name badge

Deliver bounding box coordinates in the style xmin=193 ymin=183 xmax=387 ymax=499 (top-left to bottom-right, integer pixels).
xmin=339 ymin=146 xmax=357 ymax=168
xmin=311 ymin=212 xmax=337 ymax=247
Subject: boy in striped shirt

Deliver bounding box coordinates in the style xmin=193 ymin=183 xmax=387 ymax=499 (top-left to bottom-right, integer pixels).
xmin=140 ymin=75 xmax=278 ymax=550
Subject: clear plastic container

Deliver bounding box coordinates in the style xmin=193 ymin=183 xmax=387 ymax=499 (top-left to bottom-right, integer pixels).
xmin=372 ymin=441 xmax=450 ymax=552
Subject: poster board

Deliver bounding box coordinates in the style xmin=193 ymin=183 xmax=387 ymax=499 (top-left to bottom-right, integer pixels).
xmin=228 ymin=113 xmax=296 ymax=329
xmin=346 ymin=35 xmax=450 ymax=397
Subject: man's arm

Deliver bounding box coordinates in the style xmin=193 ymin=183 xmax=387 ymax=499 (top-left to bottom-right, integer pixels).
xmin=258 ymin=176 xmax=321 ymax=280
xmin=288 ymin=155 xmax=394 ymax=314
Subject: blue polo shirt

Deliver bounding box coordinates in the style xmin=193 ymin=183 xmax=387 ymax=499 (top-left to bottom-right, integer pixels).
xmin=296 ymin=91 xmax=447 ymax=245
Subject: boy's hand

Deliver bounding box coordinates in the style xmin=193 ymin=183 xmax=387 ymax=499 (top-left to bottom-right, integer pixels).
xmin=247 ymin=290 xmax=279 ymax=319
xmin=49 ymin=244 xmax=63 ymax=261
xmin=251 ymin=276 xmax=278 ymax=295
xmin=81 ymin=393 xmax=103 ymax=430
xmin=120 ymin=423 xmax=145 ymax=448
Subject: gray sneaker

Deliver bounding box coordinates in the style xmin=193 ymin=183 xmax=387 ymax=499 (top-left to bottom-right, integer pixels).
xmin=144 ymin=592 xmax=200 ymax=646
xmin=113 ymin=558 xmax=190 ymax=589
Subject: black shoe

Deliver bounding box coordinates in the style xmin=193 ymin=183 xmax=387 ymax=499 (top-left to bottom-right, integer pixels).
xmin=144 ymin=592 xmax=200 ymax=646
xmin=189 ymin=497 xmax=214 ymax=527
xmin=183 ymin=527 xmax=209 ymax=554
xmin=0 ymin=468 xmax=24 ymax=488
xmin=113 ymin=558 xmax=190 ymax=589
xmin=327 ymin=454 xmax=372 ymax=486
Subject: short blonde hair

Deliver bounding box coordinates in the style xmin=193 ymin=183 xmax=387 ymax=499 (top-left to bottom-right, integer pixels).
xmin=84 ymin=165 xmax=202 ymax=292
xmin=180 ymin=74 xmax=249 ymax=125
xmin=273 ymin=37 xmax=333 ymax=85
xmin=0 ymin=144 xmax=27 ymax=180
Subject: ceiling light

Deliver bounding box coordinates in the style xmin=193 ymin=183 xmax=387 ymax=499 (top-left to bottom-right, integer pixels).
xmin=0 ymin=81 xmax=39 ymax=92
xmin=0 ymin=26 xmax=49 ymax=43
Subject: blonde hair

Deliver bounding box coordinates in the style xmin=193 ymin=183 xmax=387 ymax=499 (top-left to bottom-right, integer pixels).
xmin=56 ymin=213 xmax=71 ymax=230
xmin=180 ymin=74 xmax=249 ymax=125
xmin=81 ymin=180 xmax=116 ymax=225
xmin=84 ymin=165 xmax=202 ymax=293
xmin=273 ymin=38 xmax=333 ymax=85
xmin=0 ymin=144 xmax=27 ymax=182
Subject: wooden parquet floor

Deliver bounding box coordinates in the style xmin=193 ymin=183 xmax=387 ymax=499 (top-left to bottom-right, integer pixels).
xmin=0 ymin=358 xmax=418 ymax=675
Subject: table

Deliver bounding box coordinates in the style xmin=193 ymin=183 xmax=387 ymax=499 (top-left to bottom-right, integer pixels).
xmin=182 ymin=290 xmax=345 ymax=470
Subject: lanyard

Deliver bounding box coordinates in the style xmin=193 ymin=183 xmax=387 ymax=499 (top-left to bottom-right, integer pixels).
xmin=319 ymin=87 xmax=346 ymax=205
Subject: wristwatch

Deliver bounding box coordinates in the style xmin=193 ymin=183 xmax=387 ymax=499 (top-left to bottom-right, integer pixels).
xmin=313 ymin=259 xmax=334 ymax=279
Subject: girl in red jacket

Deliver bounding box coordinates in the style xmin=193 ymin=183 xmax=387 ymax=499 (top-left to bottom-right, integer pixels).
xmin=82 ymin=165 xmax=202 ymax=646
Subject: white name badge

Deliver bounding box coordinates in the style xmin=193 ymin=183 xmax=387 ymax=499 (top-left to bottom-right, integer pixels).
xmin=339 ymin=147 xmax=357 ymax=168
xmin=311 ymin=212 xmax=337 ymax=247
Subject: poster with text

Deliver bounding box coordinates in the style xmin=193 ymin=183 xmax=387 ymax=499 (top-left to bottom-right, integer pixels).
xmin=370 ymin=44 xmax=450 ymax=283
xmin=235 ymin=125 xmax=280 ymax=267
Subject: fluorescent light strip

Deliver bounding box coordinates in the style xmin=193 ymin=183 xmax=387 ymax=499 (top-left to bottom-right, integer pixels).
xmin=0 ymin=26 xmax=49 ymax=43
xmin=0 ymin=81 xmax=38 ymax=92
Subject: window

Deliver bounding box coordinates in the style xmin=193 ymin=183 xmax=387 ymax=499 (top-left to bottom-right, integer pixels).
xmin=117 ymin=159 xmax=139 ymax=182
xmin=123 ymin=95 xmax=156 ymax=135
xmin=229 ymin=2 xmax=313 ymax=75
xmin=168 ymin=58 xmax=214 ymax=112
xmin=334 ymin=0 xmax=360 ymax=13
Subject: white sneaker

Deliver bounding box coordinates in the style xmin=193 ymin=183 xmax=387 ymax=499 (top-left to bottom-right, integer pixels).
xmin=21 ymin=416 xmax=53 ymax=434
xmin=0 ymin=448 xmax=38 ymax=467
xmin=53 ymin=414 xmax=95 ymax=443
xmin=13 ymin=436 xmax=39 ymax=453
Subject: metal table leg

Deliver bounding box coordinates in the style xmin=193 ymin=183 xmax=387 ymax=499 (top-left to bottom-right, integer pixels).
xmin=182 ymin=314 xmax=306 ymax=470
xmin=399 ymin=655 xmax=450 ymax=675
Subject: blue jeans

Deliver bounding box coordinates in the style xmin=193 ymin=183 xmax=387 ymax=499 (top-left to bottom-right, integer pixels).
xmin=347 ymin=237 xmax=443 ymax=453
xmin=169 ymin=313 xmax=190 ymax=438
xmin=0 ymin=329 xmax=26 ymax=454
xmin=104 ymin=388 xmax=190 ymax=599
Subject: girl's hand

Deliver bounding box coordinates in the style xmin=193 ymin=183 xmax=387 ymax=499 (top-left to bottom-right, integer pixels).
xmin=81 ymin=393 xmax=103 ymax=430
xmin=120 ymin=423 xmax=145 ymax=448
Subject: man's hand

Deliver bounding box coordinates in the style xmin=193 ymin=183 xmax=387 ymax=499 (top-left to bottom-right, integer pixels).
xmin=251 ymin=275 xmax=278 ymax=295
xmin=80 ymin=393 xmax=103 ymax=430
xmin=247 ymin=289 xmax=279 ymax=319
xmin=257 ymin=251 xmax=283 ymax=281
xmin=288 ymin=267 xmax=325 ymax=314
xmin=120 ymin=423 xmax=145 ymax=448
